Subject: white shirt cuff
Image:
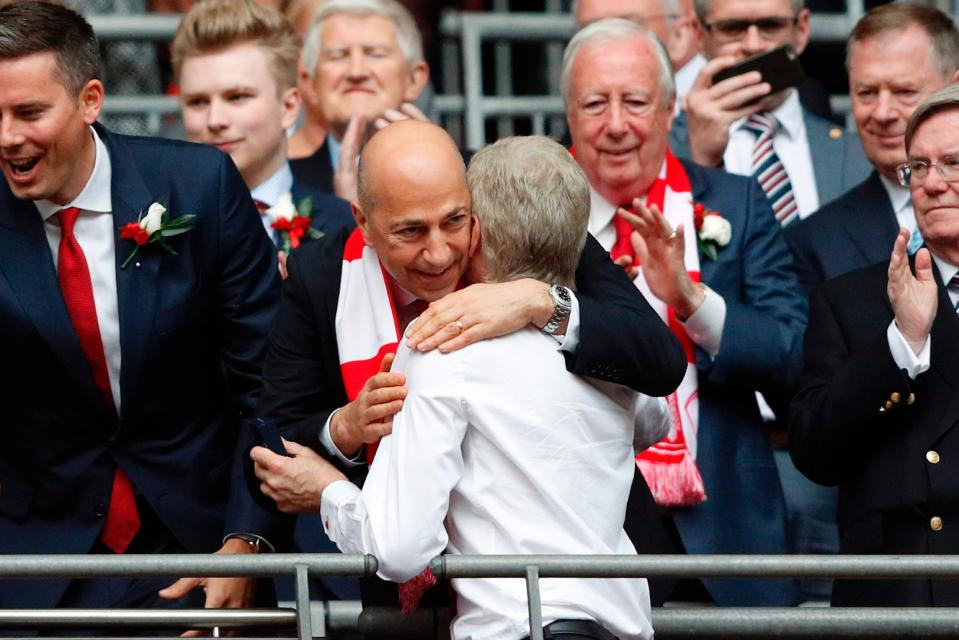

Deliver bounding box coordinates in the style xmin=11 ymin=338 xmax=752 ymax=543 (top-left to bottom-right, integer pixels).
xmin=556 ymin=292 xmax=581 ymax=351
xmin=887 ymin=320 xmax=931 ymax=380
xmin=319 ymin=409 xmax=365 ymax=468
xmin=319 ymin=480 xmax=361 ymax=541
xmin=679 ymin=285 xmax=726 ymax=359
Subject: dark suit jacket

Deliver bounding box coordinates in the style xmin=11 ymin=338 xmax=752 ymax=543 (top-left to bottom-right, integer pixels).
xmin=790 ymin=260 xmax=959 ymax=606
xmin=669 ymin=108 xmax=871 ymax=210
xmin=668 ymin=160 xmax=806 ymax=606
xmin=0 ymin=125 xmax=280 ymax=609
xmin=289 ymin=172 xmax=353 ymax=237
xmin=785 ymin=171 xmax=899 ymax=293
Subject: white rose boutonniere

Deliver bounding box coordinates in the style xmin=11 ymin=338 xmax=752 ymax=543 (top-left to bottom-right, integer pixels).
xmin=119 ymin=201 xmax=195 ymax=269
xmin=693 ymin=202 xmax=731 ymax=261
xmin=267 ymin=193 xmax=324 ymax=254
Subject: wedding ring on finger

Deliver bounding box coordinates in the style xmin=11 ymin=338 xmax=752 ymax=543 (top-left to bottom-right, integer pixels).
xmin=665 ymin=230 xmax=677 ymax=241
xmin=453 ymin=320 xmax=465 ymax=334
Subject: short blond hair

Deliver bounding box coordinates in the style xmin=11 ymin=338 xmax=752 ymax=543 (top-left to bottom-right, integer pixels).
xmin=905 ymin=84 xmax=959 ymax=153
xmin=467 ymin=136 xmax=589 ymax=288
xmin=172 ymin=0 xmax=299 ymax=91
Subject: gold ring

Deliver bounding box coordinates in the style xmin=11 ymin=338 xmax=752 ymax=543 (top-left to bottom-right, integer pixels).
xmin=666 ymin=230 xmax=677 ymax=241
xmin=454 ymin=320 xmax=465 ymax=334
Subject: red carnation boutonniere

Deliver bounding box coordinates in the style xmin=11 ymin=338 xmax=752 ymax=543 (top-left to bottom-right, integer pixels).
xmin=693 ymin=202 xmax=731 ymax=261
xmin=119 ymin=202 xmax=195 ymax=269
xmin=267 ymin=193 xmax=324 ymax=254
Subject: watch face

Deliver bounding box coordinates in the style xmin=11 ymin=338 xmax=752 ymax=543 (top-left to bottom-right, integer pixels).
xmin=553 ymin=285 xmax=571 ymax=304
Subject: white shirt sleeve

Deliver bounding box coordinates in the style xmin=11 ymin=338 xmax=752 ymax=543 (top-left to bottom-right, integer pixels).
xmin=633 ymin=394 xmax=670 ymax=453
xmin=318 ymin=409 xmax=365 ymax=468
xmin=320 ymin=348 xmax=469 ymax=582
xmin=679 ymin=285 xmax=726 ymax=359
xmin=886 ymin=320 xmax=931 ymax=380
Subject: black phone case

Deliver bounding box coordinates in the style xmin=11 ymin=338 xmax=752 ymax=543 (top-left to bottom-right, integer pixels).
xmin=712 ymin=44 xmax=805 ymax=96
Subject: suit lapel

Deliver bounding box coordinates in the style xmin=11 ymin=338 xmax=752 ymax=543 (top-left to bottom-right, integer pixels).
xmin=804 ymin=112 xmax=842 ymax=207
xmin=686 ymin=163 xmax=719 ymax=282
xmin=0 ymin=189 xmax=109 ymax=417
xmin=840 ymin=172 xmax=899 ymax=266
xmin=98 ymin=127 xmax=164 ymax=416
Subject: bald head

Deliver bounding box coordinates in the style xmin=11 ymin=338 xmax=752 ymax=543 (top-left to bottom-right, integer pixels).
xmin=353 ymin=120 xmax=474 ymax=301
xmin=357 ymin=120 xmax=466 ymax=216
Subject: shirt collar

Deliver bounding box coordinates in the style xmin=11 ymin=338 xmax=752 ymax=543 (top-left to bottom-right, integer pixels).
xmin=387 ymin=273 xmax=418 ymax=309
xmin=35 ymin=126 xmax=112 ymax=221
xmin=735 ymin=89 xmax=802 ymax=141
xmin=327 ymin=134 xmax=341 ymax=171
xmin=250 ymin=162 xmax=294 ymax=208
xmin=931 ymin=251 xmax=959 ymax=287
xmin=878 ymin=173 xmax=913 ymax=216
xmin=588 ymin=185 xmax=618 ymax=235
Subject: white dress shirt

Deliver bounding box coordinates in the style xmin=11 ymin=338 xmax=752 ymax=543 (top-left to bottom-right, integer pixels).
xmin=674 ymin=54 xmax=707 ymax=115
xmin=321 ymin=327 xmax=653 ymax=640
xmin=888 ymin=254 xmax=959 ymax=379
xmin=34 ymin=128 xmax=122 ymax=411
xmin=319 ymin=274 xmax=585 ymax=465
xmin=588 ymin=186 xmax=727 ymax=359
xmin=878 ymin=173 xmax=918 ymax=238
xmin=724 ymin=91 xmax=820 ymax=219
xmin=250 ymin=162 xmax=294 ymax=240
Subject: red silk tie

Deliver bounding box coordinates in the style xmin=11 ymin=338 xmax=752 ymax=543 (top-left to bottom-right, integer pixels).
xmin=611 ymin=209 xmax=637 ymax=267
xmin=57 ymin=208 xmax=140 ymax=554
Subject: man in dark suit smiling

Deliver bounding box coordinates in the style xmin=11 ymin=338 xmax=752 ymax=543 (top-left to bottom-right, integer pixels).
xmin=0 ymin=0 xmax=278 ymax=617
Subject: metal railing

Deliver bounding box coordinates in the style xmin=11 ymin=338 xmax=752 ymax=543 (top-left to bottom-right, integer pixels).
xmin=6 ymin=554 xmax=959 ymax=638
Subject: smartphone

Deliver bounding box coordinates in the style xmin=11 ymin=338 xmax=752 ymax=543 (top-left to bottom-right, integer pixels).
xmin=252 ymin=418 xmax=289 ymax=457
xmin=712 ymin=45 xmax=805 ymax=97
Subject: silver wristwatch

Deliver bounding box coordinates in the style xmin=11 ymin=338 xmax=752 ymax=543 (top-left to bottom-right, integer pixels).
xmin=543 ymin=284 xmax=572 ymax=334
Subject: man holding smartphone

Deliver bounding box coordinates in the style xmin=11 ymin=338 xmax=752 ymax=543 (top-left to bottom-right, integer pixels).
xmin=669 ymin=0 xmax=869 ymax=226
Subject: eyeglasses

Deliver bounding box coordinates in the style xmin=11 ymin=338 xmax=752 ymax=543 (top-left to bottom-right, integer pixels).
xmin=700 ymin=16 xmax=799 ymax=43
xmin=897 ymin=156 xmax=959 ymax=187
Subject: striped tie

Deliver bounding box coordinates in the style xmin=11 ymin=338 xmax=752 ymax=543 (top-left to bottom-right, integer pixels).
xmin=743 ymin=113 xmax=798 ymax=227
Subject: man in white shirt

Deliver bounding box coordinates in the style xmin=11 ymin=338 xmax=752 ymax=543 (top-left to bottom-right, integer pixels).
xmin=669 ymin=0 xmax=870 ymax=226
xmin=574 ymin=0 xmax=705 ymax=114
xmin=790 ymin=83 xmax=959 ymax=607
xmin=255 ymin=134 xmax=654 ymax=640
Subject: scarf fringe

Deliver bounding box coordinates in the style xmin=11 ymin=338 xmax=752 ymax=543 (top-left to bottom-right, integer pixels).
xmin=399 ymin=567 xmax=438 ymax=616
xmin=637 ymin=451 xmax=706 ymax=507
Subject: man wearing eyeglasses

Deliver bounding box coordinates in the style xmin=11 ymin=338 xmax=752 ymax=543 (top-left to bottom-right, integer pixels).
xmin=786 ymin=3 xmax=959 ymax=293
xmin=669 ymin=0 xmax=869 ymax=227
xmin=790 ymin=83 xmax=959 ymax=607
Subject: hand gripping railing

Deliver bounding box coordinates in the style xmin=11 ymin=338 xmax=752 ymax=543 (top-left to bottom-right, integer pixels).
xmin=0 ymin=553 xmax=377 ymax=639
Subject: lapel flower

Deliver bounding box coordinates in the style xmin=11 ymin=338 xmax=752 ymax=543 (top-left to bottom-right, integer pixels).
xmin=267 ymin=193 xmax=324 ymax=254
xmin=119 ymin=202 xmax=195 ymax=269
xmin=693 ymin=202 xmax=731 ymax=261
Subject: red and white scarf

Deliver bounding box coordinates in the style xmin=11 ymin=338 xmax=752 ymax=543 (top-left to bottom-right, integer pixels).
xmin=612 ymin=150 xmax=706 ymax=507
xmin=335 ymin=227 xmax=438 ymax=613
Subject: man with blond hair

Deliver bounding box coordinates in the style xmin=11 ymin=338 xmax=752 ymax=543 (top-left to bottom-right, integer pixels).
xmin=255 ymin=131 xmax=655 ymax=640
xmin=173 ymin=0 xmax=353 ymax=255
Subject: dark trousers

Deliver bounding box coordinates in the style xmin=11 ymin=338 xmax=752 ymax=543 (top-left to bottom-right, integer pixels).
xmin=523 ymin=619 xmax=619 ymax=640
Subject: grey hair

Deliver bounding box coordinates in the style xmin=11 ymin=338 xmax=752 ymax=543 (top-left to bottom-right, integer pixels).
xmin=301 ymin=0 xmax=423 ymax=77
xmin=905 ymin=83 xmax=959 ymax=152
xmin=693 ymin=0 xmax=804 ymax=21
xmin=572 ymin=0 xmax=681 ymax=28
xmin=467 ymin=136 xmax=589 ymax=289
xmin=561 ymin=18 xmax=675 ymax=109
